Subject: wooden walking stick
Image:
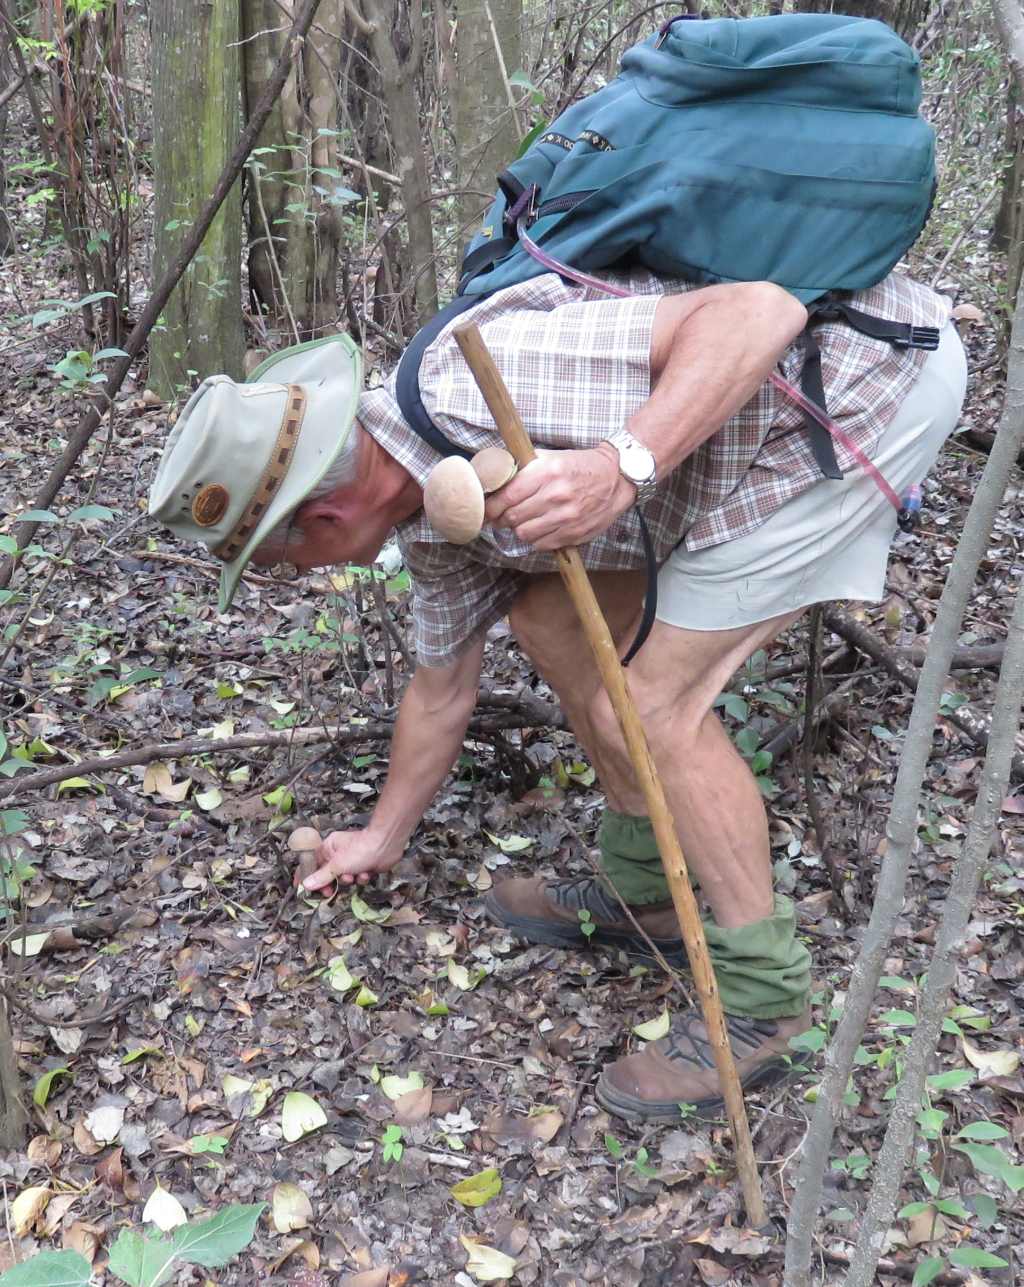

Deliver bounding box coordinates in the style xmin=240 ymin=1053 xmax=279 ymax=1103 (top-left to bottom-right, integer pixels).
xmin=454 ymin=322 xmax=767 ymax=1226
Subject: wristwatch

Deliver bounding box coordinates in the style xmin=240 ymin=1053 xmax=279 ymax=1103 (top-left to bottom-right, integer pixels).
xmin=602 ymin=427 xmax=658 ymax=507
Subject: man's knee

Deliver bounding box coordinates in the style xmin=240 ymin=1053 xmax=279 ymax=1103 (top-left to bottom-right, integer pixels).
xmin=590 ymin=667 xmax=707 ymax=752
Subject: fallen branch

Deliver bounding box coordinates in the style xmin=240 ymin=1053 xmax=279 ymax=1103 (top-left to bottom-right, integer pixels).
xmin=0 ymin=0 xmax=326 ymax=591
xmin=0 ymin=696 xmax=566 ymax=801
xmin=822 ymin=604 xmax=1024 ymax=779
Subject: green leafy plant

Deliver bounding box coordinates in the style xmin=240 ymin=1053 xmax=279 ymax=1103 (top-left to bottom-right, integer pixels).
xmin=0 ymin=1203 xmax=265 ymax=1287
xmin=577 ymin=907 xmax=596 ymax=939
xmin=381 ymin=1123 xmax=404 ymax=1164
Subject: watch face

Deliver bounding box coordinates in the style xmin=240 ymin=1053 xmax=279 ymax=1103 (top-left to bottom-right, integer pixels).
xmin=621 ymin=441 xmax=656 ymax=484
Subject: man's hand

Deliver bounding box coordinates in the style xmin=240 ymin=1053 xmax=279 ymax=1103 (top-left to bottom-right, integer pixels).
xmin=485 ymin=446 xmax=635 ymax=550
xmin=299 ymin=829 xmax=405 ymax=891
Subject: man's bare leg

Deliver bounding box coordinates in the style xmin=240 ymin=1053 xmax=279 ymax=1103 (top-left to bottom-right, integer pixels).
xmin=588 ymin=611 xmax=803 ymax=929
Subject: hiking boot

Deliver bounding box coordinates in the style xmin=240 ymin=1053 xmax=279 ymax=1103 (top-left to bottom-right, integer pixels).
xmin=595 ymin=1007 xmax=811 ymax=1122
xmin=483 ymin=874 xmax=686 ymax=965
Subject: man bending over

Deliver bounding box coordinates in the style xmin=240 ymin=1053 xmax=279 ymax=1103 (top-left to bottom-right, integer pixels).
xmin=149 ymin=267 xmax=965 ymax=1121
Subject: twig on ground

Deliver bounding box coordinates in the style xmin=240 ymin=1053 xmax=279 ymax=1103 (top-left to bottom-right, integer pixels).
xmin=822 ymin=604 xmax=1024 ymax=779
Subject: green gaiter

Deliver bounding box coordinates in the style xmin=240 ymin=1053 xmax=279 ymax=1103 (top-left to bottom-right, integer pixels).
xmin=704 ymin=895 xmax=812 ymax=1020
xmin=597 ymin=809 xmax=670 ymax=905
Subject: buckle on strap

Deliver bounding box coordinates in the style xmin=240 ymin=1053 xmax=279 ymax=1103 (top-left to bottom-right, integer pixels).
xmin=896 ymin=325 xmax=941 ymax=351
xmin=506 ymin=183 xmax=540 ymax=230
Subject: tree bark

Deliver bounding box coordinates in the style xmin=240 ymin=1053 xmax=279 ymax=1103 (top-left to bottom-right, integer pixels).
xmin=0 ymin=995 xmax=27 ymax=1149
xmin=364 ymin=0 xmax=438 ymax=326
xmin=149 ymin=0 xmax=245 ymax=398
xmin=242 ymin=0 xmax=345 ymax=340
xmin=792 ymin=0 xmax=931 ymax=41
xmin=454 ymin=0 xmax=522 ymax=238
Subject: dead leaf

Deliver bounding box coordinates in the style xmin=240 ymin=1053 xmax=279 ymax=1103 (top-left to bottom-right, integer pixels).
xmin=696 ymin=1258 xmax=732 ymax=1285
xmin=63 ymin=1220 xmax=104 ymax=1262
xmin=272 ymin=1182 xmax=313 ymax=1234
xmin=41 ymin=1193 xmax=78 ymax=1238
xmin=906 ymin=1206 xmax=948 ymax=1247
xmin=483 ymin=1108 xmax=563 ymax=1145
xmin=962 ymin=1037 xmax=1020 ymax=1077
xmin=268 ymin=1238 xmax=322 ymax=1274
xmin=460 ymin=1236 xmax=517 ymax=1282
xmin=74 ymin=1118 xmax=104 ymax=1156
xmin=85 ymin=1104 xmax=124 ymax=1144
xmin=392 ymin=1086 xmax=433 ymax=1125
xmin=707 ymin=1227 xmax=772 ymax=1257
xmin=11 ymin=1186 xmax=50 ymax=1237
xmin=27 ymin=1134 xmax=61 ymax=1168
xmin=340 ymin=1272 xmax=390 ymax=1287
xmin=95 ymin=1147 xmax=125 ymax=1192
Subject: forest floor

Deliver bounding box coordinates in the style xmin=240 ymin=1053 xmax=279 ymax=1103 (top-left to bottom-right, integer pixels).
xmin=2 ymin=104 xmax=1024 ymax=1287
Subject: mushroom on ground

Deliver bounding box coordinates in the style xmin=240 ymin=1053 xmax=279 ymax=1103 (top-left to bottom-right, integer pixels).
xmin=288 ymin=826 xmax=323 ymax=887
xmin=470 ymin=446 xmax=518 ymax=495
xmin=423 ymin=456 xmax=486 ymax=544
xmin=288 ymin=826 xmax=322 ymax=853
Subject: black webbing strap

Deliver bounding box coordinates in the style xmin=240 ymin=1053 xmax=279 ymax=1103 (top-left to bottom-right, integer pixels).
xmin=798 ymin=326 xmax=844 ymax=480
xmin=798 ymin=296 xmax=942 ymax=483
xmin=394 ymin=295 xmax=482 ymax=460
xmin=458 ymin=236 xmax=518 ymax=292
xmin=621 ymin=509 xmax=658 ymax=666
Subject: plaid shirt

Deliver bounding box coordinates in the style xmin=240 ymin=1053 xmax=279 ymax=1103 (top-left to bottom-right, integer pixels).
xmin=359 ymin=270 xmax=950 ymax=665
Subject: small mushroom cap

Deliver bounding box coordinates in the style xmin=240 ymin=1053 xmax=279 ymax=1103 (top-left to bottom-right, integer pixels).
xmin=288 ymin=826 xmax=323 ymax=852
xmin=423 ymin=456 xmax=486 ymax=544
xmin=471 ymin=446 xmax=518 ymax=495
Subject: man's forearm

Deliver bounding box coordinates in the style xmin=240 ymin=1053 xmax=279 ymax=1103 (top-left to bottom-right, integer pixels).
xmin=365 ymin=652 xmax=482 ymax=852
xmin=629 ymin=282 xmax=808 ymax=477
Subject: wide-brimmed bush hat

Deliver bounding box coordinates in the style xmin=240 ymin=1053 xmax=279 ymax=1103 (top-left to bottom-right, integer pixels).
xmin=148 ymin=334 xmax=362 ymax=612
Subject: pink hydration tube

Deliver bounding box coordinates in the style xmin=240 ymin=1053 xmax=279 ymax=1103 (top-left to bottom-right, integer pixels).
xmin=516 ymin=220 xmax=904 ymax=513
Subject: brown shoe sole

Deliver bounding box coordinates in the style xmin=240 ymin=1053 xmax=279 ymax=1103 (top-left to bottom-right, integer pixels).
xmin=594 ymin=1054 xmax=803 ymax=1124
xmin=483 ymin=891 xmax=687 ymax=967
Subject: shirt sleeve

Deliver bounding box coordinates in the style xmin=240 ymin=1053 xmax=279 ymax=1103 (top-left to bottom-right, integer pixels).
xmin=401 ymin=540 xmax=525 ymax=667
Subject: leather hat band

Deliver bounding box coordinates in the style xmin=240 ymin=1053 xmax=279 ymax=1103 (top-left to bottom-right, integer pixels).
xmin=214 ymin=385 xmax=307 ymax=563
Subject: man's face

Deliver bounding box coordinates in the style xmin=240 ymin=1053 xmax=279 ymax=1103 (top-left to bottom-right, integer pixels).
xmin=251 ymin=484 xmax=393 ymax=575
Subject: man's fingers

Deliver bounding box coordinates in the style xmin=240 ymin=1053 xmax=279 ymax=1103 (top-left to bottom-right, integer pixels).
xmin=302 ymin=866 xmax=336 ymax=892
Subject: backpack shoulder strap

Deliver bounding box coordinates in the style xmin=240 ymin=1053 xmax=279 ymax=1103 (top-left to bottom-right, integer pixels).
xmin=394 ymin=296 xmax=484 ymax=460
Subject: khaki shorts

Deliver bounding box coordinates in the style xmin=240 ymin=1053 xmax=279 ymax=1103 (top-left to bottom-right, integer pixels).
xmin=657 ymin=324 xmax=968 ymax=631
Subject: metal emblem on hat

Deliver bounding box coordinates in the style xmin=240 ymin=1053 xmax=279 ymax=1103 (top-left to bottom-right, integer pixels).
xmin=192 ymin=483 xmax=230 ymax=527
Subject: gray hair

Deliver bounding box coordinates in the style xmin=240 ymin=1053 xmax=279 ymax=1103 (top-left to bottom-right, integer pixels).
xmin=255 ymin=419 xmax=363 ymax=557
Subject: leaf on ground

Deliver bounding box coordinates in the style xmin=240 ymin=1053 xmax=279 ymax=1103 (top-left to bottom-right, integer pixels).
xmin=271 ymin=1182 xmax=313 ymax=1234
xmin=459 ymin=1236 xmax=517 ymax=1281
xmin=962 ymin=1037 xmax=1020 ymax=1076
xmin=484 ymin=1108 xmax=563 ymax=1145
xmin=84 ymin=1104 xmax=124 ymax=1144
xmin=380 ymin=1071 xmax=424 ymax=1101
xmin=349 ymin=892 xmax=390 ymax=924
xmin=11 ymin=1186 xmax=51 ymax=1237
xmin=633 ymin=1010 xmax=670 ymax=1041
xmin=906 ymin=1206 xmax=947 ymax=1247
xmin=222 ymin=1074 xmax=272 ymax=1118
xmin=34 ymin=1066 xmax=71 ymax=1107
xmin=106 ymin=1228 xmax=176 ymax=1287
xmin=483 ymin=831 xmax=533 ymax=853
xmin=392 ymin=1087 xmax=433 ymax=1125
xmin=325 ymin=956 xmax=357 ymax=992
xmin=0 ymin=1250 xmax=92 ymax=1287
xmin=281 ymin=1092 xmax=327 ymax=1142
xmin=168 ymin=1203 xmax=266 ymax=1267
xmin=9 ymin=931 xmax=52 ymax=957
xmin=450 ymin=1168 xmax=502 ymax=1208
xmin=142 ymin=1185 xmax=188 ymax=1232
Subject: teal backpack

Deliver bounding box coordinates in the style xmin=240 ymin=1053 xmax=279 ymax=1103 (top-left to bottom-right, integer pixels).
xmin=458 ymin=12 xmax=936 ymax=303
xmin=395 ymin=12 xmax=940 ymax=662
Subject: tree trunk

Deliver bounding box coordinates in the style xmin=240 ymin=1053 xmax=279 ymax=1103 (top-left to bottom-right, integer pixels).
xmin=149 ymin=0 xmax=245 ymax=398
xmin=453 ymin=0 xmax=522 ymax=239
xmin=993 ymin=80 xmax=1024 ymax=326
xmin=241 ymin=0 xmax=345 ymax=341
xmin=365 ymin=0 xmax=438 ymax=326
xmin=792 ymin=0 xmax=931 ymax=41
xmin=0 ymin=998 xmax=27 ymax=1150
